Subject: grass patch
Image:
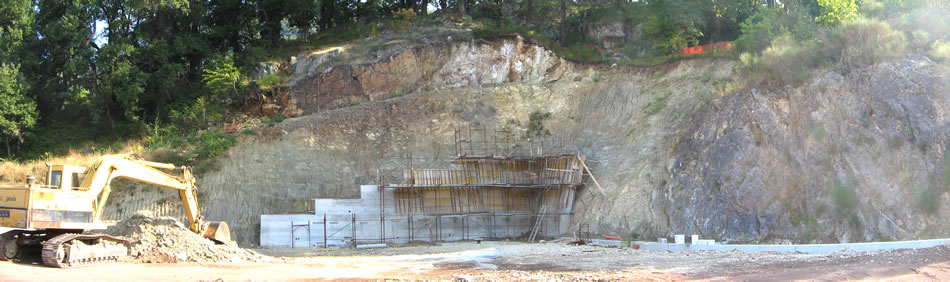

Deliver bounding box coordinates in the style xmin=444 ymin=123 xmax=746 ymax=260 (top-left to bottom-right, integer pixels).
xmin=265 ymin=113 xmax=287 ymax=126
xmin=195 ymin=130 xmax=237 ymax=159
xmin=388 ymin=92 xmax=406 ymax=98
xmin=194 ymin=158 xmax=222 ymax=174
xmin=643 ymin=92 xmax=671 ymax=116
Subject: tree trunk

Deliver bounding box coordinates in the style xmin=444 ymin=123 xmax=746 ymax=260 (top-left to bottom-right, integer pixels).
xmin=559 ymin=0 xmax=567 ymax=44
xmin=458 ymin=0 xmax=466 ymax=16
xmin=422 ymin=0 xmax=429 ymax=14
xmin=5 ymin=138 xmax=10 ymax=157
xmin=439 ymin=0 xmax=447 ymax=10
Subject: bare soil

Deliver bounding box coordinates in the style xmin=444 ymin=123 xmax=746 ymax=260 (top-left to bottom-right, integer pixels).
xmin=2 ymin=240 xmax=949 ymax=280
xmin=101 ymin=211 xmax=266 ymax=264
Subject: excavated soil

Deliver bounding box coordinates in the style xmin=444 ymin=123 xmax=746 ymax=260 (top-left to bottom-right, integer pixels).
xmin=101 ymin=211 xmax=267 ymax=263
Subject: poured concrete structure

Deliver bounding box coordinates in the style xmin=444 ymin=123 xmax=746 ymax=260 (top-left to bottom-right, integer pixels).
xmin=262 ymin=151 xmax=585 ymax=248
xmin=263 ymin=180 xmax=576 ymax=248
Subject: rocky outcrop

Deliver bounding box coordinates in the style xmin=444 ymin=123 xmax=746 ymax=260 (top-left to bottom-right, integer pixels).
xmin=664 ymin=56 xmax=950 ymax=243
xmin=286 ymin=36 xmax=587 ymax=115
xmin=586 ymin=21 xmax=626 ymax=49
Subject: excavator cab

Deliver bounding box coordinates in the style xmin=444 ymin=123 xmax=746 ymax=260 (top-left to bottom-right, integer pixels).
xmin=44 ymin=164 xmax=87 ymax=190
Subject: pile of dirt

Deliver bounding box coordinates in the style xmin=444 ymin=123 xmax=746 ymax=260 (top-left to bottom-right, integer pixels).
xmin=103 ymin=211 xmax=267 ymax=263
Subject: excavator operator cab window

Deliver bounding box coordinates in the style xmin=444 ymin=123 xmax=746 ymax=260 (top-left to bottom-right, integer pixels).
xmin=72 ymin=173 xmax=82 ymax=189
xmin=49 ymin=170 xmax=63 ymax=188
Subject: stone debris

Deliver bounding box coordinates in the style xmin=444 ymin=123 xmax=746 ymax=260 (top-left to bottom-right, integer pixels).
xmin=103 ymin=210 xmax=267 ymax=263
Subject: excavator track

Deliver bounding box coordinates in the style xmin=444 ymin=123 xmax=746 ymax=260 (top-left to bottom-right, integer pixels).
xmin=41 ymin=234 xmax=130 ymax=268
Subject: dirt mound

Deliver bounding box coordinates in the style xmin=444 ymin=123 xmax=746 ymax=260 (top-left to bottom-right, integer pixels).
xmin=103 ymin=211 xmax=267 ymax=263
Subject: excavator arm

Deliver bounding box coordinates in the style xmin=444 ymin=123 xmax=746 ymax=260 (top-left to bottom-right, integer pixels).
xmin=78 ymin=154 xmax=230 ymax=243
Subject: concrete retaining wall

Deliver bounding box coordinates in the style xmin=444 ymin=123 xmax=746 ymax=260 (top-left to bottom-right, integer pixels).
xmin=261 ymin=185 xmax=571 ymax=248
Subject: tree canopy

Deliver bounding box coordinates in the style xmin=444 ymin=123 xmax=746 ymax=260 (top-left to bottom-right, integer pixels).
xmin=0 ymin=0 xmax=944 ymax=160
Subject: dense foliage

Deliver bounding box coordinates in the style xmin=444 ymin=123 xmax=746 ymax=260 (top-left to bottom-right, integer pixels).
xmin=0 ymin=0 xmax=946 ymax=161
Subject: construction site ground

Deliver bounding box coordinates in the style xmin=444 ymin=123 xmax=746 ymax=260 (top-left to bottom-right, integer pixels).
xmin=1 ymin=241 xmax=950 ymax=280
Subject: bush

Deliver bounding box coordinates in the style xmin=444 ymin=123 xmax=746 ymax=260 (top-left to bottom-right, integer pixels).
xmin=933 ymin=40 xmax=950 ymax=61
xmin=830 ymin=177 xmax=861 ymax=227
xmin=257 ymin=73 xmax=281 ymax=88
xmin=828 ymin=17 xmax=906 ymax=68
xmin=917 ymin=186 xmax=940 ymax=214
xmin=524 ymin=111 xmax=552 ymax=139
xmin=196 ymin=130 xmax=236 ymax=159
xmin=741 ymin=35 xmax=833 ymax=86
xmin=642 ymin=14 xmax=702 ymax=54
xmin=736 ymin=9 xmax=786 ymax=52
xmin=265 ymin=113 xmax=286 ymax=126
xmin=385 ymin=8 xmax=418 ymax=32
xmin=740 ymin=17 xmax=902 ymax=87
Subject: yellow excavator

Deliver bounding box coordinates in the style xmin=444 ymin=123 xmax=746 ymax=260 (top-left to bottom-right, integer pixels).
xmin=0 ymin=154 xmax=230 ymax=268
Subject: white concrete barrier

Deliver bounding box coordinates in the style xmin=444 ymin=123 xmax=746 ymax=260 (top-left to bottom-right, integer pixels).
xmin=632 ymin=238 xmax=950 ymax=254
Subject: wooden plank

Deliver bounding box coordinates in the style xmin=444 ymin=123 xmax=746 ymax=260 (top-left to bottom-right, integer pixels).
xmin=578 ymin=155 xmax=606 ymax=196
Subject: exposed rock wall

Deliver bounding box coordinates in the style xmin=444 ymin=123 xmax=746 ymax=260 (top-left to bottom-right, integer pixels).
xmin=114 ymin=33 xmax=950 ymax=246
xmin=666 ymin=56 xmax=950 ymax=242
xmin=287 ymin=36 xmax=586 ymax=114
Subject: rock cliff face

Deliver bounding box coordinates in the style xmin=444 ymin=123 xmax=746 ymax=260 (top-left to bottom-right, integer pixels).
xmin=286 ymin=35 xmax=588 ymax=114
xmin=665 ymin=56 xmax=950 ymax=243
xmin=109 ymin=31 xmax=950 ymax=246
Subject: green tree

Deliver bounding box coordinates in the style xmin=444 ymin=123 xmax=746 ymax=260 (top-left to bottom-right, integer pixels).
xmin=202 ymin=52 xmax=243 ymax=102
xmin=0 ymin=64 xmax=38 ymax=156
xmin=735 ymin=9 xmax=785 ymax=52
xmin=817 ymin=0 xmax=858 ymax=24
xmin=642 ymin=0 xmax=705 ymax=54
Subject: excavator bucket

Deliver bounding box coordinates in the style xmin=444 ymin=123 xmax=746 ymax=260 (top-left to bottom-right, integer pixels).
xmin=201 ymin=221 xmax=232 ymax=244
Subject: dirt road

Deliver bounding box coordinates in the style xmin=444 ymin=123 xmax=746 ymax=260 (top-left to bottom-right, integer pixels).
xmin=1 ymin=242 xmax=949 ymax=280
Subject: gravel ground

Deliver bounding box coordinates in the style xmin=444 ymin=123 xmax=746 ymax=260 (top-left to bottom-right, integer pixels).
xmin=260 ymin=240 xmax=950 ymax=280
xmin=2 ymin=240 xmax=949 ymax=280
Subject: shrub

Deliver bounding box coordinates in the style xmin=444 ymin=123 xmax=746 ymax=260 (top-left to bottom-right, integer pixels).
xmin=642 ymin=14 xmax=702 ymax=54
xmin=741 ymin=34 xmax=831 ymax=86
xmin=830 ymin=177 xmax=861 ymax=227
xmin=933 ymin=40 xmax=950 ymax=61
xmin=265 ymin=113 xmax=286 ymax=126
xmin=917 ymin=186 xmax=940 ymax=214
xmin=241 ymin=128 xmax=257 ymax=135
xmin=196 ymin=130 xmax=236 ymax=159
xmin=524 ymin=111 xmax=552 ymax=139
xmin=385 ymin=8 xmax=418 ymax=32
xmin=736 ymin=9 xmax=786 ymax=52
xmin=828 ymin=17 xmax=906 ymax=68
xmin=257 ymin=73 xmax=281 ymax=88
xmin=202 ymin=52 xmax=243 ymax=101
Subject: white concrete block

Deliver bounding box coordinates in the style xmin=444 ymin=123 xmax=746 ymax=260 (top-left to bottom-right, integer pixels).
xmin=674 ymin=234 xmax=685 ymax=244
xmin=691 ymin=235 xmax=699 ymax=244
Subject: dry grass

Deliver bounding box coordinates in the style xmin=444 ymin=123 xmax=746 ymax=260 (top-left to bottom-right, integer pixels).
xmin=0 ymin=141 xmax=146 ymax=185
